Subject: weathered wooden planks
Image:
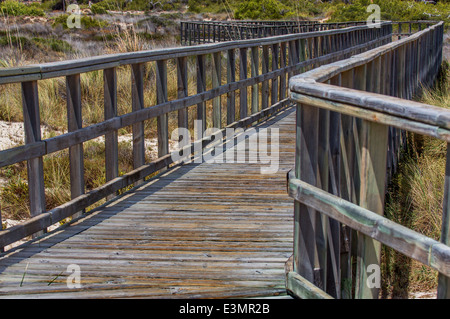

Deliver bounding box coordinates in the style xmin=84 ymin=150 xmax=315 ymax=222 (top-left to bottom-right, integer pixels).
xmin=0 ymin=108 xmax=296 ymax=298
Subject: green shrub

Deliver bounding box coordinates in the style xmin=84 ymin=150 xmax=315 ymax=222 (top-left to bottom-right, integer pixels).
xmin=91 ymin=2 xmax=108 ymax=14
xmin=0 ymin=0 xmax=45 ymax=17
xmin=52 ymin=14 xmax=109 ymax=29
xmin=234 ymin=0 xmax=293 ymax=20
xmin=327 ymin=0 xmax=450 ymax=24
xmin=32 ymin=37 xmax=73 ymax=53
xmin=90 ymin=0 xmax=126 ymax=12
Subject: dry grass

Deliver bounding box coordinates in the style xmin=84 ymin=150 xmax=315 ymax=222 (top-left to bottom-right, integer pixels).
xmin=381 ymin=62 xmax=450 ymax=298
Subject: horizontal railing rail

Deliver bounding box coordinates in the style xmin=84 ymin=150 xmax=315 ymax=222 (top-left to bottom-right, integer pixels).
xmin=180 ymin=20 xmax=369 ymax=45
xmin=0 ymin=23 xmax=393 ymax=251
xmin=288 ymin=21 xmax=448 ymax=299
xmin=180 ymin=20 xmax=436 ymax=46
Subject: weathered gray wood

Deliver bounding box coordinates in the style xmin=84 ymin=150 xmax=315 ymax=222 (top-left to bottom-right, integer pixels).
xmin=0 ymin=98 xmax=291 ymax=250
xmin=177 ymin=57 xmax=189 ymax=135
xmin=288 ymin=176 xmax=450 ymax=278
xmin=212 ymin=51 xmax=222 ymax=128
xmin=156 ymin=60 xmax=169 ymax=159
xmin=438 ymin=144 xmax=450 ymax=299
xmin=196 ymin=54 xmax=206 ymax=134
xmin=21 ymin=80 xmax=46 ymax=237
xmin=294 ymin=102 xmax=319 ymax=283
xmin=261 ymin=45 xmax=270 ymax=111
xmin=354 ymin=119 xmax=388 ymax=299
xmin=66 ymin=74 xmax=85 ymax=219
xmin=286 ymin=271 xmax=334 ymax=299
xmin=250 ymin=46 xmax=259 ymax=115
xmin=239 ymin=48 xmax=248 ymax=119
xmin=131 ymin=63 xmax=146 ymax=185
xmin=271 ymin=43 xmax=279 ymax=106
xmin=104 ymin=67 xmax=118 ymax=199
xmin=226 ymin=49 xmax=236 ymax=125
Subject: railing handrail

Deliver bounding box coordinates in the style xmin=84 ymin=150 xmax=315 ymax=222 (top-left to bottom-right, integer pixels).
xmin=290 ymin=21 xmax=446 ymax=134
xmin=287 ymin=20 xmax=449 ymax=299
xmin=0 ymin=22 xmax=392 ymax=83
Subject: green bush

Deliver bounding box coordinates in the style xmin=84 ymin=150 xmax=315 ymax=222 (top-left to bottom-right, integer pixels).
xmin=90 ymin=2 xmax=108 ymax=14
xmin=0 ymin=0 xmax=45 ymax=17
xmin=52 ymin=14 xmax=109 ymax=29
xmin=234 ymin=0 xmax=293 ymax=20
xmin=327 ymin=0 xmax=450 ymax=24
xmin=90 ymin=0 xmax=126 ymax=13
xmin=32 ymin=37 xmax=73 ymax=53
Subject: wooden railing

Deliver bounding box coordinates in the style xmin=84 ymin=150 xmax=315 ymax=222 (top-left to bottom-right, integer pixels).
xmin=287 ymin=21 xmax=448 ymax=299
xmin=180 ymin=20 xmax=368 ymax=45
xmin=0 ymin=23 xmax=393 ymax=251
xmin=180 ymin=20 xmax=436 ymax=46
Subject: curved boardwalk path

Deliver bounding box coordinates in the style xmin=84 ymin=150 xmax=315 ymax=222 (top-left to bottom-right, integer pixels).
xmin=0 ymin=107 xmax=295 ymax=298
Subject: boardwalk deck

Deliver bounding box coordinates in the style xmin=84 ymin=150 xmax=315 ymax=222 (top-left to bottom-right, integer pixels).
xmin=0 ymin=106 xmax=296 ymax=298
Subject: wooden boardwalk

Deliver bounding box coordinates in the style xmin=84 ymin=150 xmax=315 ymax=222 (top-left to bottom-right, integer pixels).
xmin=0 ymin=107 xmax=295 ymax=298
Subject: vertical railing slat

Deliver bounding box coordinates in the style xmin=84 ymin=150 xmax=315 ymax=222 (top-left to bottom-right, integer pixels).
xmin=294 ymin=102 xmax=319 ymax=284
xmin=261 ymin=45 xmax=270 ymax=111
xmin=131 ymin=63 xmax=146 ymax=183
xmin=104 ymin=67 xmax=118 ymax=200
xmin=157 ymin=60 xmax=169 ymax=160
xmin=177 ymin=56 xmax=189 ymax=134
xmin=66 ymin=74 xmax=85 ymax=219
xmin=239 ymin=48 xmax=248 ymax=119
xmin=227 ymin=49 xmax=236 ymax=125
xmin=197 ymin=55 xmax=206 ymax=134
xmin=21 ymin=80 xmax=46 ymax=236
xmin=212 ymin=52 xmax=222 ymax=128
xmin=250 ymin=46 xmax=259 ymax=115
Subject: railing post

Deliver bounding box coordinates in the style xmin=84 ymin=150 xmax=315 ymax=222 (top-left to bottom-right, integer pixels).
xmin=177 ymin=56 xmax=189 ymax=135
xmin=353 ymin=62 xmax=388 ymax=299
xmin=212 ymin=51 xmax=222 ymax=128
xmin=196 ymin=55 xmax=206 ymax=133
xmin=261 ymin=45 xmax=270 ymax=111
xmin=66 ymin=74 xmax=84 ymax=218
xmin=227 ymin=49 xmax=236 ymax=125
xmin=271 ymin=43 xmax=279 ymax=106
xmin=279 ymin=42 xmax=287 ymax=100
xmin=250 ymin=46 xmax=259 ymax=115
xmin=131 ymin=63 xmax=146 ymax=183
xmin=339 ymin=69 xmax=356 ymax=299
xmin=104 ymin=67 xmax=118 ymax=200
xmin=21 ymin=80 xmax=46 ymax=236
xmin=239 ymin=48 xmax=248 ymax=119
xmin=157 ymin=60 xmax=169 ymax=160
xmin=176 ymin=54 xmax=190 ymax=156
xmin=294 ymin=101 xmax=319 ymax=284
